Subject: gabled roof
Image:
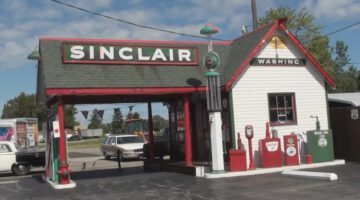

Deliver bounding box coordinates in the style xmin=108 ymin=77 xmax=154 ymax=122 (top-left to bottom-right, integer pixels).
xmin=37 ymin=18 xmax=335 ymax=104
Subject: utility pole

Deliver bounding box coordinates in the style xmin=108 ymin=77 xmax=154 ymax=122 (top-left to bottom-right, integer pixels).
xmin=251 ymin=0 xmax=258 ymax=30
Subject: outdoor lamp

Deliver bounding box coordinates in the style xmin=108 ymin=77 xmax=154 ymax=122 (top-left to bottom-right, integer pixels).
xmin=27 ymin=46 xmax=41 ymax=60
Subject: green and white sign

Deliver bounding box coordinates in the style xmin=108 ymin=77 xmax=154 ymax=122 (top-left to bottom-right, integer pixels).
xmin=62 ymin=43 xmax=198 ymax=65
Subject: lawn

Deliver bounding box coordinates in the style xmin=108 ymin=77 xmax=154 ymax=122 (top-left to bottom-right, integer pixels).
xmin=38 ymin=137 xmax=104 ymax=149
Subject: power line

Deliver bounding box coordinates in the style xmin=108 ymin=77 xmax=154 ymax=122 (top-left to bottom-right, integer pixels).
xmin=50 ymin=0 xmax=228 ymax=41
xmin=51 ymin=0 xmax=359 ymax=46
xmin=303 ymin=20 xmax=360 ymax=44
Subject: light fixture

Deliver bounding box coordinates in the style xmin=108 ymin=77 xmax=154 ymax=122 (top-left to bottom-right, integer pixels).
xmin=27 ymin=46 xmax=41 ymax=60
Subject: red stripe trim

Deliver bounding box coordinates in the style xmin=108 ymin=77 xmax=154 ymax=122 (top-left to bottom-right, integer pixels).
xmin=278 ymin=24 xmax=336 ymax=88
xmin=225 ymin=21 xmax=279 ymax=91
xmin=46 ymin=87 xmax=206 ymax=96
xmin=225 ymin=19 xmax=336 ymax=91
xmin=40 ymin=37 xmax=231 ymax=45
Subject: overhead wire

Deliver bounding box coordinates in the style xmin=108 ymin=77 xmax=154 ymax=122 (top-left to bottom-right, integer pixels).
xmin=51 ymin=0 xmax=360 ymax=47
xmin=50 ymin=0 xmax=228 ymax=41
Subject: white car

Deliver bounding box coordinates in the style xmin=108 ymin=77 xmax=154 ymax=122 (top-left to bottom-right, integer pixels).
xmin=0 ymin=141 xmax=45 ymax=176
xmin=100 ymin=135 xmax=145 ymax=160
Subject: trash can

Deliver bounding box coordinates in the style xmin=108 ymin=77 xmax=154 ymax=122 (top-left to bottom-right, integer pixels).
xmin=306 ymin=130 xmax=334 ymax=163
xmin=229 ymin=149 xmax=247 ymax=171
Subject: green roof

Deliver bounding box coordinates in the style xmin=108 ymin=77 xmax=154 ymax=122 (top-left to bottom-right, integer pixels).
xmin=37 ymin=23 xmax=274 ymax=103
xmin=39 ymin=41 xmax=230 ymax=88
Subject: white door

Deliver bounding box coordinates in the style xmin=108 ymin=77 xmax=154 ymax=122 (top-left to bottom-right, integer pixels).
xmin=0 ymin=143 xmax=16 ymax=171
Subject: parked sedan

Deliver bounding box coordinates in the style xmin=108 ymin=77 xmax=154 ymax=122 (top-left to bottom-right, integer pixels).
xmin=100 ymin=135 xmax=145 ymax=160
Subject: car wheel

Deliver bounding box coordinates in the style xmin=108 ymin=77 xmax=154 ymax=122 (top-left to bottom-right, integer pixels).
xmin=103 ymin=151 xmax=110 ymax=160
xmin=12 ymin=164 xmax=31 ymax=176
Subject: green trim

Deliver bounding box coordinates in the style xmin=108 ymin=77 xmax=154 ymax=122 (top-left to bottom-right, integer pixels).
xmin=211 ymin=170 xmax=225 ymax=174
xmin=229 ymin=90 xmax=236 ymax=149
xmin=53 ymin=137 xmax=59 ymax=184
xmin=206 ymin=71 xmax=220 ymax=76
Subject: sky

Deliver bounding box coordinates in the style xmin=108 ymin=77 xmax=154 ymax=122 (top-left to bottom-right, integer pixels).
xmin=0 ymin=0 xmax=359 ymax=126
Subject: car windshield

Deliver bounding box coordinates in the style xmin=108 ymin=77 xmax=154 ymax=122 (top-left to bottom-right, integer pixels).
xmin=117 ymin=136 xmax=143 ymax=144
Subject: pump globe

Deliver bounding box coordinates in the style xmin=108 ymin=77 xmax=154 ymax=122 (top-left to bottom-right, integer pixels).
xmin=203 ymin=51 xmax=220 ymax=70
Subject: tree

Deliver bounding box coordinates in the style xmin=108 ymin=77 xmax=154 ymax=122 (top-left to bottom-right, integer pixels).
xmin=152 ymin=115 xmax=169 ymax=132
xmin=259 ymin=7 xmax=320 ymax=41
xmin=88 ymin=109 xmax=102 ymax=129
xmin=64 ymin=105 xmax=79 ymax=130
xmin=331 ymin=41 xmax=358 ymax=92
xmin=111 ymin=109 xmax=124 ymax=134
xmin=1 ymin=93 xmax=46 ymax=129
xmin=1 ymin=93 xmax=79 ymax=130
xmin=132 ymin=112 xmax=141 ymax=119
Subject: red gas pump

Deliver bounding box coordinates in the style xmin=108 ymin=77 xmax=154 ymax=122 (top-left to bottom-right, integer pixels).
xmin=245 ymin=125 xmax=256 ymax=170
xmin=283 ymin=133 xmax=299 ymax=165
xmin=260 ymin=122 xmax=282 ymax=168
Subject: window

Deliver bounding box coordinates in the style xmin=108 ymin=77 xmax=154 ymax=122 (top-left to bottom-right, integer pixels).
xmin=0 ymin=144 xmax=11 ymax=153
xmin=268 ymin=93 xmax=297 ymax=125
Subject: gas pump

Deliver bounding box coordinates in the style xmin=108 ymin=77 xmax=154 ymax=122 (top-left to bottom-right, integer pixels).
xmin=260 ymin=122 xmax=282 ymax=168
xmin=283 ymin=133 xmax=299 ymax=165
xmin=245 ymin=125 xmax=255 ymax=170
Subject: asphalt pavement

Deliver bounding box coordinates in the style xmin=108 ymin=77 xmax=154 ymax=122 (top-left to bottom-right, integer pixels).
xmin=0 ymin=161 xmax=359 ymax=200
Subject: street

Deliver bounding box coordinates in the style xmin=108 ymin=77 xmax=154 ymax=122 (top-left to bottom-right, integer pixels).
xmin=0 ymin=148 xmax=359 ymax=200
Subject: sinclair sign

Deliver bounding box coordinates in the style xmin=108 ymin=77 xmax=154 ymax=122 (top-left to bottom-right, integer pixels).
xmin=62 ymin=43 xmax=198 ymax=65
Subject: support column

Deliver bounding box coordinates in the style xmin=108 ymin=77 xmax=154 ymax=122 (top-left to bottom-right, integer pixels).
xmin=57 ymin=98 xmax=70 ymax=184
xmin=183 ymin=95 xmax=193 ymax=166
xmin=210 ymin=112 xmax=224 ymax=172
xmin=147 ymin=102 xmax=154 ymax=160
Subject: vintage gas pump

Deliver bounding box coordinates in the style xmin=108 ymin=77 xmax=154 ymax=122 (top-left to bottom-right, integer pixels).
xmin=260 ymin=122 xmax=282 ymax=168
xmin=245 ymin=125 xmax=256 ymax=170
xmin=283 ymin=133 xmax=299 ymax=165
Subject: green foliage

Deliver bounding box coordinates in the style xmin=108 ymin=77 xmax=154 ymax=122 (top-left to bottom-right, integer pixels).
xmin=331 ymin=41 xmax=358 ymax=92
xmin=259 ymin=7 xmax=320 ymax=42
xmin=88 ymin=109 xmax=102 ymax=129
xmin=259 ymin=7 xmax=359 ymax=93
xmin=101 ymin=123 xmax=112 ymax=134
xmin=152 ymin=115 xmax=169 ymax=132
xmin=1 ymin=93 xmax=46 ymax=130
xmin=1 ymin=93 xmax=79 ymax=130
xmin=111 ymin=109 xmax=124 ymax=134
xmin=64 ymin=105 xmax=79 ymax=129
xmin=132 ymin=112 xmax=140 ymax=119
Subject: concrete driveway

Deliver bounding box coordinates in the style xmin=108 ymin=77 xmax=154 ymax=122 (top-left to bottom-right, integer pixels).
xmin=0 ymin=162 xmax=359 ymax=200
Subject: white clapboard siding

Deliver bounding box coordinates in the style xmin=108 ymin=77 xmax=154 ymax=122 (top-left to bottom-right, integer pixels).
xmin=231 ymin=35 xmax=329 ymax=166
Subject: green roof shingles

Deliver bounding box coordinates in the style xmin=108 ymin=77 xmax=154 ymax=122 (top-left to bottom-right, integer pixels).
xmin=40 ymin=40 xmax=230 ymax=89
xmin=39 ymin=23 xmax=272 ymax=90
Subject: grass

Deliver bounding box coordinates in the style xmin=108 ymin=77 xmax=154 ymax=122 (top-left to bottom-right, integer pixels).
xmin=37 ymin=137 xmax=104 ymax=149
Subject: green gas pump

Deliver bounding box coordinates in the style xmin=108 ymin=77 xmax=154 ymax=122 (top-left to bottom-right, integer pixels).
xmin=305 ymin=116 xmax=334 ymax=163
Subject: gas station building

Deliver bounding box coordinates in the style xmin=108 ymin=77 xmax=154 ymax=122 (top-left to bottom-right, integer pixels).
xmin=34 ymin=19 xmax=336 ymax=188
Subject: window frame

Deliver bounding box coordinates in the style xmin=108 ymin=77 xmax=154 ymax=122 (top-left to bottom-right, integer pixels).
xmin=268 ymin=92 xmax=297 ymax=126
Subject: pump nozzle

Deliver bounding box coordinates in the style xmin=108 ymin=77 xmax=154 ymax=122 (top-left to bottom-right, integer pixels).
xmin=265 ymin=122 xmax=271 ymax=139
xmin=310 ymin=115 xmax=320 ymax=130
